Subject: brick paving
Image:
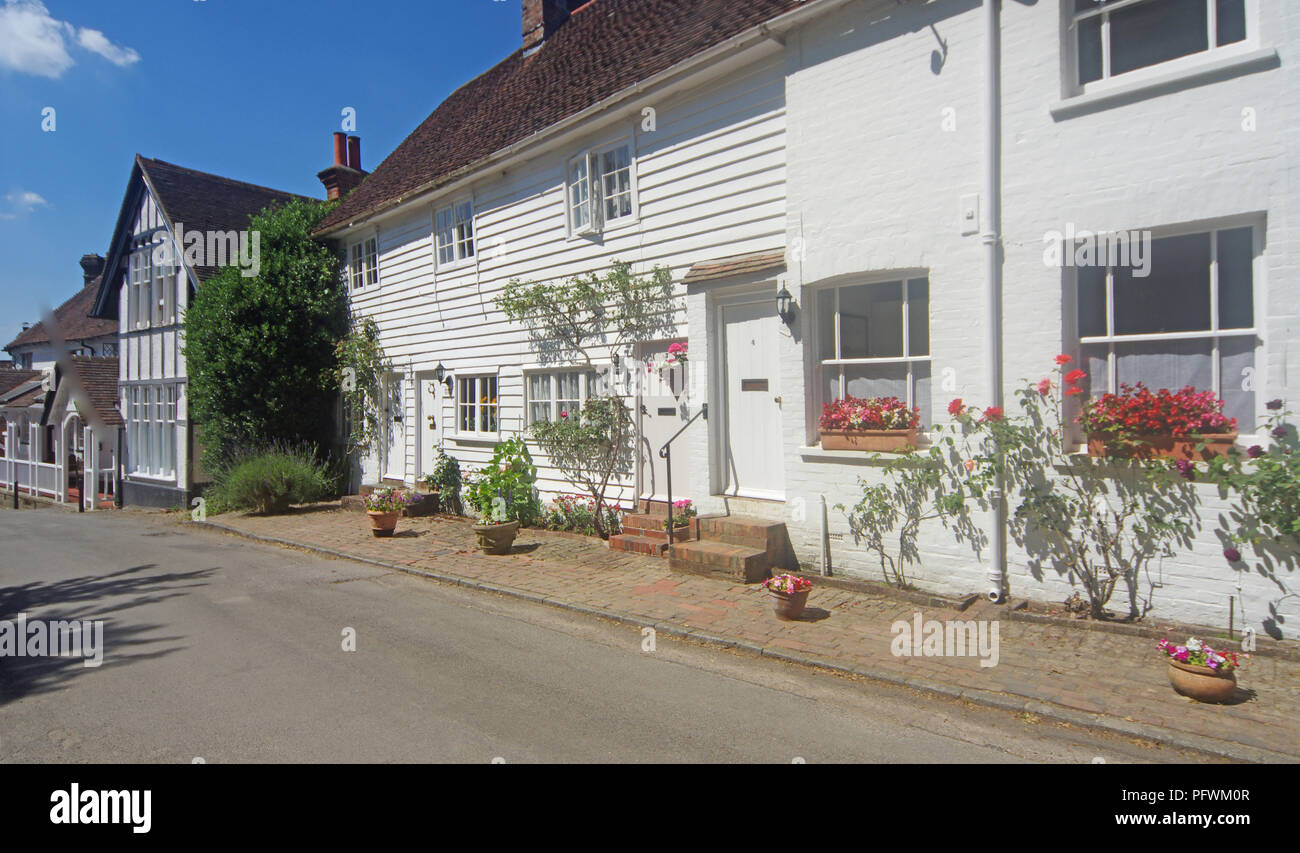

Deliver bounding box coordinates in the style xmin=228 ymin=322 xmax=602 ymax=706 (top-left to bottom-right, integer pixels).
xmin=198 ymin=505 xmax=1300 ymax=761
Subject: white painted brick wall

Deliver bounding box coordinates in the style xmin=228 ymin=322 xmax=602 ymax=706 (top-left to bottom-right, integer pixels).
xmin=768 ymin=0 xmax=1300 ymax=636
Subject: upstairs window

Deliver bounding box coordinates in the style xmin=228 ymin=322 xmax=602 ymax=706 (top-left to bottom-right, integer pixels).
xmin=567 ymin=140 xmax=636 ymax=236
xmin=435 ymin=201 xmax=475 ymax=268
xmin=349 ymin=236 xmax=378 ymax=291
xmin=1072 ymin=0 xmax=1248 ymax=88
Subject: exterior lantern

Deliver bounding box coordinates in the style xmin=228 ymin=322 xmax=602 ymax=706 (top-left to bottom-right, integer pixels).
xmin=776 ymin=285 xmax=795 ymax=324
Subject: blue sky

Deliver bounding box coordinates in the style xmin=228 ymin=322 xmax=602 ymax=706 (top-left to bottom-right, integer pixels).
xmin=0 ymin=0 xmax=521 ymax=350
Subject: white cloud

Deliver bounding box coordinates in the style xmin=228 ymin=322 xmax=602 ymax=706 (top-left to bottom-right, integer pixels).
xmin=0 ymin=1 xmax=138 ymax=79
xmin=0 ymin=190 xmax=50 ymax=220
xmin=76 ymin=27 xmax=139 ymax=67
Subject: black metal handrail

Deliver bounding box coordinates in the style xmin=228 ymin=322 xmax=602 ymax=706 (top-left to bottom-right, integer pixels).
xmin=658 ymin=403 xmax=706 ymax=547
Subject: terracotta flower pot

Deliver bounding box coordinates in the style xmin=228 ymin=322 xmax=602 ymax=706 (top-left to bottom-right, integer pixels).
xmin=1087 ymin=433 xmax=1237 ymax=461
xmin=474 ymin=520 xmax=521 ymax=555
xmin=769 ymin=589 xmax=810 ymax=621
xmin=367 ymin=510 xmax=399 ymax=538
xmin=820 ymin=428 xmax=918 ymax=452
xmin=1167 ymin=659 xmax=1238 ymax=703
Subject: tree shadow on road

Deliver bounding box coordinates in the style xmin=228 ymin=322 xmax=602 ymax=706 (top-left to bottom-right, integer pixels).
xmin=0 ymin=563 xmax=213 ymax=705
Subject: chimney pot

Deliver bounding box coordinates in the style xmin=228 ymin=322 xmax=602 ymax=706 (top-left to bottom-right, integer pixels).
xmin=333 ymin=132 xmax=347 ymax=167
xmin=347 ymin=136 xmax=362 ymax=172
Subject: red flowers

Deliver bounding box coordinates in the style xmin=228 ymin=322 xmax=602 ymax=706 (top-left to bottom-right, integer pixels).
xmin=1063 ymin=369 xmax=1087 ymax=385
xmin=948 ymin=398 xmax=964 ymax=417
xmin=1055 ymin=354 xmax=1072 ymax=366
xmin=1078 ymin=383 xmax=1236 ymax=437
xmin=1065 ymin=387 xmax=1084 ymax=396
xmin=980 ymin=406 xmax=1004 ymax=423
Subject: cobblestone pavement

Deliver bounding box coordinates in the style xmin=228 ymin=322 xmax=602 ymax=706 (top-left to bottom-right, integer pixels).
xmin=198 ymin=506 xmax=1300 ymax=761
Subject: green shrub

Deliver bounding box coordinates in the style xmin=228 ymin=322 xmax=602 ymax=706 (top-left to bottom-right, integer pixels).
xmin=463 ymin=437 xmax=542 ymax=526
xmin=206 ymin=443 xmax=338 ymax=515
xmin=421 ymin=444 xmax=463 ymax=515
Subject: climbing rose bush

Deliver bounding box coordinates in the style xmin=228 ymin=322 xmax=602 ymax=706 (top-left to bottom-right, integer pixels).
xmin=1079 ymin=383 xmax=1236 ymax=438
xmin=820 ymin=395 xmax=920 ymax=431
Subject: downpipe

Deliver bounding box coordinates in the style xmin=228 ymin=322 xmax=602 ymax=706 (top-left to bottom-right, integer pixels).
xmin=984 ymin=0 xmax=1007 ymax=603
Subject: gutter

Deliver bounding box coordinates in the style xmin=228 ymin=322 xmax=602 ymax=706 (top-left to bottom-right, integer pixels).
xmin=317 ymin=0 xmax=860 ymax=237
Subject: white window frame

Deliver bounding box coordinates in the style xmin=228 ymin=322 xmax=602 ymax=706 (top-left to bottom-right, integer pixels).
xmin=455 ymin=374 xmax=500 ymax=438
xmin=127 ymin=382 xmax=178 ymax=479
xmin=1068 ymin=0 xmax=1255 ymax=94
xmin=524 ymin=368 xmax=599 ymax=425
xmin=566 ymin=136 xmax=637 ymax=238
xmin=814 ymin=274 xmax=932 ymax=426
xmin=435 ymin=199 xmax=475 ymax=270
xmin=348 ymin=235 xmax=378 ymax=291
xmin=1072 ymin=218 xmax=1261 ymax=439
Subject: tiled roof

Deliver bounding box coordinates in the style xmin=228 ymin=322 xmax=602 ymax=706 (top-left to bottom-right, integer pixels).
xmin=0 ymin=377 xmax=46 ymax=410
xmin=67 ymin=357 xmax=123 ymax=428
xmin=316 ymin=0 xmax=805 ymax=233
xmin=0 ymin=369 xmax=41 ymax=397
xmin=138 ymin=157 xmax=313 ymax=281
xmin=683 ymin=250 xmax=786 ymax=284
xmin=5 ymin=278 xmax=116 ymax=352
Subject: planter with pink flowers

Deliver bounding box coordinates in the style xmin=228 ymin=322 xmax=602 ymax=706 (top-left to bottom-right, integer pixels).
xmin=819 ymin=396 xmax=920 ymax=452
xmin=762 ymin=574 xmax=813 ymax=621
xmin=1157 ymin=637 xmax=1245 ymax=703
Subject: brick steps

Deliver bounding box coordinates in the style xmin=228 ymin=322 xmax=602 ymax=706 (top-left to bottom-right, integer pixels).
xmin=668 ymin=539 xmax=769 ymax=582
xmin=609 ymin=509 xmax=698 ymax=556
xmin=667 ymin=514 xmax=792 ymax=584
xmin=607 ymin=534 xmax=670 ymax=557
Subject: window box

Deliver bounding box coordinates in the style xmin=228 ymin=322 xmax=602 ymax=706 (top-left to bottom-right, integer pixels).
xmin=1085 ymin=432 xmax=1237 ymax=461
xmin=819 ymin=427 xmax=919 ymax=453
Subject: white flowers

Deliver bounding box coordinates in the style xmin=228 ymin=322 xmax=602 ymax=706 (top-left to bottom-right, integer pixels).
xmin=1185 ymin=637 xmax=1203 ymax=652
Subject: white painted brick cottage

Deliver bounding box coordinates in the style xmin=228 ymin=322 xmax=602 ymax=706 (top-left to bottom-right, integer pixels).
xmin=316 ymin=0 xmax=1299 ymax=636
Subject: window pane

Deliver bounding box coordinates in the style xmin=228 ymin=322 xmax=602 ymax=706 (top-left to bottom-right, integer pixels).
xmin=1077 ymin=265 xmax=1108 ymax=337
xmin=912 ymin=361 xmax=932 ymax=428
xmin=1115 ymin=339 xmax=1213 ymax=396
xmin=1216 ymin=0 xmax=1246 ymax=46
xmin=906 ymin=278 xmax=929 ymax=357
xmin=1113 ymin=232 xmax=1210 ymax=335
xmin=1217 ymin=226 xmax=1253 ymax=329
xmin=458 ymin=378 xmax=474 ymax=432
xmin=1077 ymin=15 xmax=1103 ymax=85
xmin=1110 ymin=0 xmax=1208 ymax=77
xmin=843 ymin=363 xmax=908 ymax=401
xmin=1219 ymin=335 xmax=1255 ymax=430
xmin=1081 ymin=343 xmax=1108 ymax=399
xmin=480 ymin=377 xmax=498 ymax=433
xmin=839 ymin=282 xmax=903 ymax=359
xmin=817 ymin=289 xmax=836 ymax=361
xmin=528 ymin=374 xmax=551 ymax=424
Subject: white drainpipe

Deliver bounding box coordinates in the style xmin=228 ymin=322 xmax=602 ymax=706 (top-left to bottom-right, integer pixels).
xmin=819 ymin=494 xmax=831 ymax=576
xmin=983 ymin=0 xmax=1007 ymax=603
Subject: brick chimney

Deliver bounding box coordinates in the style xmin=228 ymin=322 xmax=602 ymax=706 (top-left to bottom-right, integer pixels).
xmin=79 ymin=253 xmax=105 ymax=286
xmin=523 ymin=0 xmax=572 ymax=52
xmin=317 ymin=131 xmax=369 ymax=200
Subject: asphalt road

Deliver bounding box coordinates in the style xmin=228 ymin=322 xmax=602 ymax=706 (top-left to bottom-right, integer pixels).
xmin=0 ymin=506 xmax=1201 ymax=763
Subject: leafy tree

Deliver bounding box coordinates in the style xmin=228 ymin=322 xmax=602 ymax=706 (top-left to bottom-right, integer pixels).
xmin=184 ymin=198 xmax=347 ymax=469
xmin=529 ymin=396 xmax=634 ymax=539
xmin=496 ymin=260 xmax=677 ymax=364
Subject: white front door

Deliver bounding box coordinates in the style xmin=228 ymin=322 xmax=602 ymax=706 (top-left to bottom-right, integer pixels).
xmin=720 ymin=299 xmax=784 ymax=499
xmin=383 ymin=374 xmax=405 ymax=482
xmin=636 ymin=340 xmax=689 ymax=502
xmin=416 ymin=374 xmax=442 ymax=478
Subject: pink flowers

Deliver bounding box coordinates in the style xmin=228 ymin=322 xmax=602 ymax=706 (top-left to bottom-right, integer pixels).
xmin=762 ymin=573 xmax=813 ymax=594
xmin=1223 ymin=547 xmax=1242 ymax=563
xmin=1037 ymin=378 xmax=1052 ymax=396
xmin=1158 ymin=637 xmax=1244 ymax=673
xmin=666 ymin=341 xmax=688 ymax=365
xmin=820 ymin=395 xmax=920 ymax=431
